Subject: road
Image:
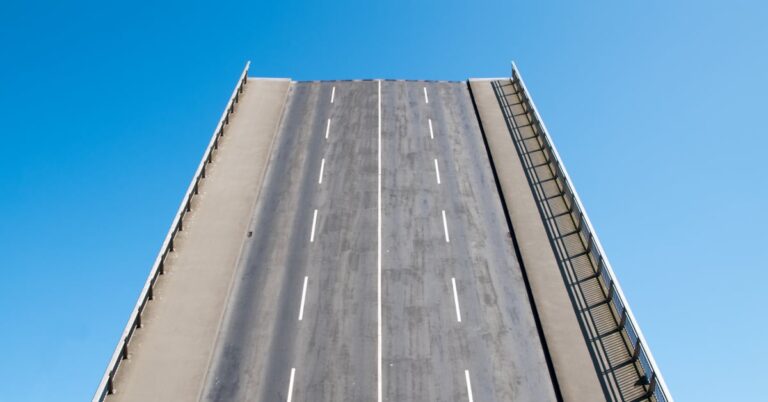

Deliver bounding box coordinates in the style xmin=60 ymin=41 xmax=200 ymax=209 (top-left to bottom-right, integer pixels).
xmin=201 ymin=80 xmax=557 ymax=402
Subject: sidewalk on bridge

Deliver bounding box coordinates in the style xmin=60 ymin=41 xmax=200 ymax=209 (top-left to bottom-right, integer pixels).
xmin=106 ymin=78 xmax=291 ymax=402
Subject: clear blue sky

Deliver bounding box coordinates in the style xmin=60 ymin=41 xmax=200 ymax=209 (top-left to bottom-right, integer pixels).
xmin=1 ymin=0 xmax=766 ymax=400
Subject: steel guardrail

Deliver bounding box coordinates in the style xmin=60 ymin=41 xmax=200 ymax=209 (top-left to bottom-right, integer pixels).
xmin=91 ymin=61 xmax=250 ymax=402
xmin=510 ymin=62 xmax=673 ymax=402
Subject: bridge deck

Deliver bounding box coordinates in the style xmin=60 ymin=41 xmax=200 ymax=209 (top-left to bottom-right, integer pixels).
xmin=99 ymin=76 xmax=628 ymax=402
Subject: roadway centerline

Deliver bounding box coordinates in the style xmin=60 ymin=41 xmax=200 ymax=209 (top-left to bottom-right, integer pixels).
xmin=310 ymin=209 xmax=318 ymax=242
xmin=428 ymin=118 xmax=434 ymax=139
xmin=331 ymin=86 xmax=336 ymax=103
xmin=318 ymin=158 xmax=325 ymax=184
xmin=377 ymin=79 xmax=383 ymax=402
xmin=286 ymin=368 xmax=296 ymax=402
xmin=434 ymin=158 xmax=441 ymax=184
xmin=298 ymin=276 xmax=308 ymax=321
xmin=325 ymin=118 xmax=331 ymax=139
xmin=442 ymin=210 xmax=450 ymax=243
xmin=465 ymin=370 xmax=474 ymax=402
xmin=423 ymin=87 xmax=429 ymax=104
xmin=451 ymin=277 xmax=462 ymax=322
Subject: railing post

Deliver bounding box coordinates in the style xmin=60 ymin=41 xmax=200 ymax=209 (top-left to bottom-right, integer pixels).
xmin=645 ymin=373 xmax=658 ymax=398
xmin=606 ymin=279 xmax=615 ymax=301
xmin=632 ymin=337 xmax=642 ymax=362
xmin=574 ymin=212 xmax=584 ymax=232
xmin=592 ymin=257 xmax=604 ymax=280
xmin=618 ymin=308 xmax=627 ymax=328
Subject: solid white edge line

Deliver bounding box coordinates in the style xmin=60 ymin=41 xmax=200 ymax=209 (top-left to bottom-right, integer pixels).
xmin=423 ymin=86 xmax=429 ymax=104
xmin=287 ymin=368 xmax=296 ymax=402
xmin=465 ymin=370 xmax=474 ymax=402
xmin=434 ymin=158 xmax=441 ymax=184
xmin=310 ymin=209 xmax=318 ymax=242
xmin=325 ymin=118 xmax=331 ymax=139
xmin=428 ymin=118 xmax=434 ymax=139
xmin=377 ymin=79 xmax=383 ymax=402
xmin=452 ymin=277 xmax=461 ymax=322
xmin=298 ymin=276 xmax=308 ymax=321
xmin=331 ymin=86 xmax=335 ymax=103
xmin=318 ymin=158 xmax=325 ymax=184
xmin=442 ymin=209 xmax=450 ymax=243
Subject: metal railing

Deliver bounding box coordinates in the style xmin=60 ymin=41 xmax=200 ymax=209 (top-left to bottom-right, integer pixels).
xmin=91 ymin=61 xmax=251 ymax=402
xmin=507 ymin=62 xmax=673 ymax=402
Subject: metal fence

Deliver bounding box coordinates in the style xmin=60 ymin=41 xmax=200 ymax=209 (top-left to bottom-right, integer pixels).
xmin=507 ymin=62 xmax=672 ymax=402
xmin=91 ymin=61 xmax=250 ymax=402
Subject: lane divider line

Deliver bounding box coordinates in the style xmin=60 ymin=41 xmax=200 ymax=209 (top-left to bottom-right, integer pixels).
xmin=428 ymin=118 xmax=434 ymax=139
xmin=434 ymin=158 xmax=441 ymax=184
xmin=298 ymin=276 xmax=308 ymax=321
xmin=286 ymin=368 xmax=296 ymax=402
xmin=331 ymin=86 xmax=336 ymax=103
xmin=318 ymin=158 xmax=325 ymax=184
xmin=377 ymin=79 xmax=383 ymax=402
xmin=310 ymin=209 xmax=318 ymax=242
xmin=442 ymin=210 xmax=450 ymax=243
xmin=465 ymin=370 xmax=474 ymax=402
xmin=325 ymin=118 xmax=331 ymax=139
xmin=423 ymin=87 xmax=429 ymax=104
xmin=452 ymin=277 xmax=462 ymax=322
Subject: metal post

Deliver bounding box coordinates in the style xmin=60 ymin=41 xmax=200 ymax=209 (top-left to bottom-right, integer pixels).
xmin=606 ymin=280 xmax=615 ymax=302
xmin=645 ymin=373 xmax=658 ymax=398
xmin=632 ymin=338 xmax=642 ymax=362
xmin=121 ymin=340 xmax=129 ymax=360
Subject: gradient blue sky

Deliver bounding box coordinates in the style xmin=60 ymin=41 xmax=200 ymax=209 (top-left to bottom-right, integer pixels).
xmin=1 ymin=1 xmax=766 ymax=401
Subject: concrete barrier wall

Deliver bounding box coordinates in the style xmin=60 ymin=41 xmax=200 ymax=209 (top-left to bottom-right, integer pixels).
xmin=93 ymin=63 xmax=291 ymax=401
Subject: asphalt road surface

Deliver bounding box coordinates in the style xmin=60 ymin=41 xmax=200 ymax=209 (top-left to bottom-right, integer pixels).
xmin=201 ymin=80 xmax=556 ymax=402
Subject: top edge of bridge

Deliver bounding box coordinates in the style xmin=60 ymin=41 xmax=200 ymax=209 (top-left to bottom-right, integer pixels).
xmin=245 ymin=77 xmax=292 ymax=81
xmin=468 ymin=77 xmax=511 ymax=82
xmin=246 ymin=77 xmax=514 ymax=84
xmin=262 ymin=79 xmax=467 ymax=83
